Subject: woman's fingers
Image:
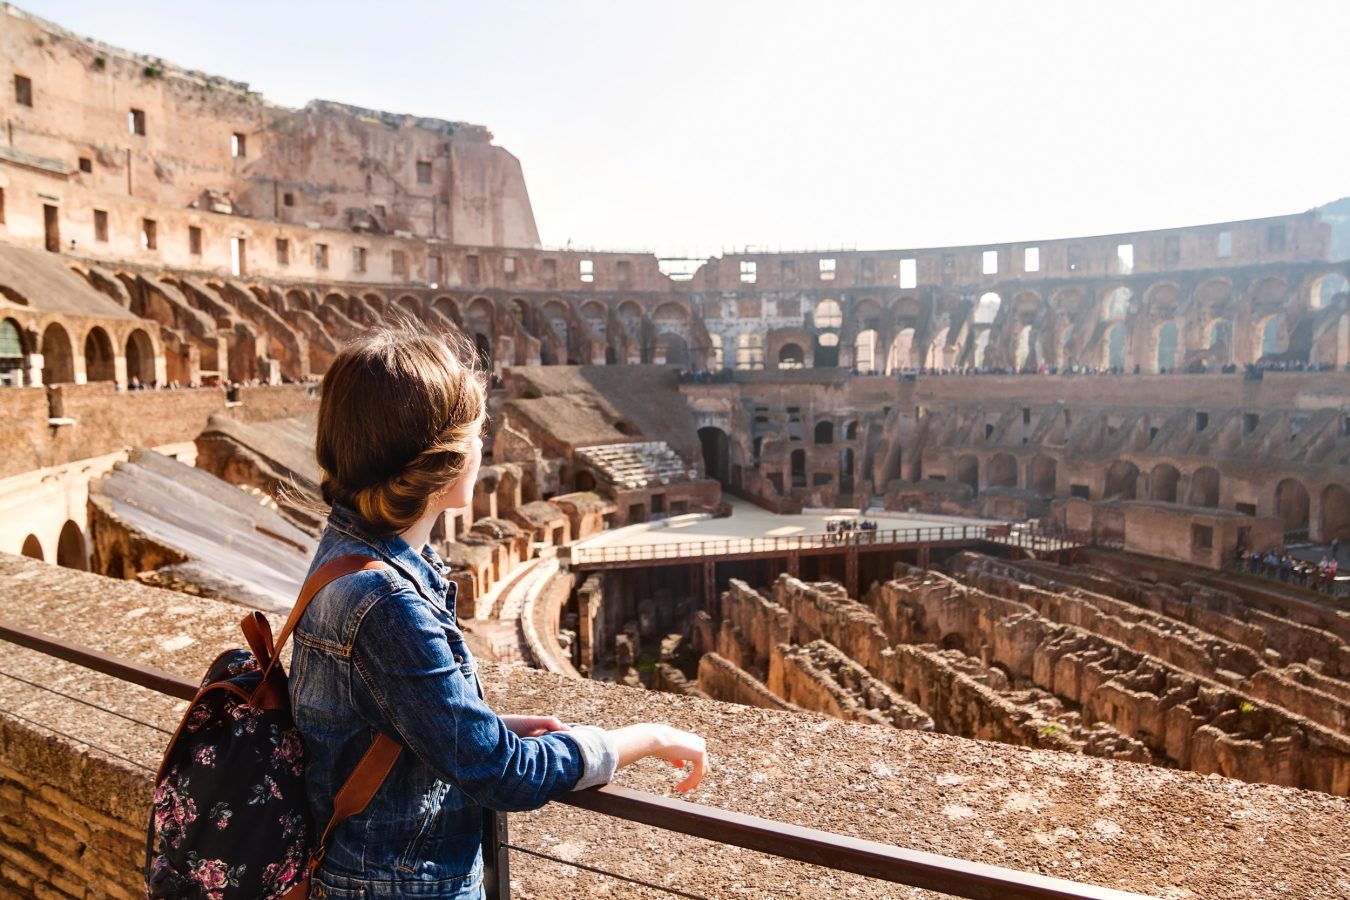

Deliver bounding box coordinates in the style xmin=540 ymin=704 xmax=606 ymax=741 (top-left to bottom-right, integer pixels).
xmin=675 ymin=752 xmax=707 ymax=792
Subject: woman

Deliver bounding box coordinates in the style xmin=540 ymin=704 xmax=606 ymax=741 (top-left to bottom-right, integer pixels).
xmin=292 ymin=326 xmax=706 ymax=898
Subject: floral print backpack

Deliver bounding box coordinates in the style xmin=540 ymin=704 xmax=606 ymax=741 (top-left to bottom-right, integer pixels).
xmin=145 ymin=555 xmax=402 ymax=899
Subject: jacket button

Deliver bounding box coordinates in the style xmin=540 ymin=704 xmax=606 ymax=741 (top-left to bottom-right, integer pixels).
xmin=454 ymin=654 xmax=464 ymax=663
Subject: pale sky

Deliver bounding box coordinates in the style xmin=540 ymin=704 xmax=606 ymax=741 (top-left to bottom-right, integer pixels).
xmin=21 ymin=1 xmax=1350 ymax=256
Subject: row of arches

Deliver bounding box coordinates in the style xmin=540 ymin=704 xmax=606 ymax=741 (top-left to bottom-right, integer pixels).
xmin=1 ymin=317 xmax=158 ymax=387
xmin=19 ymin=521 xmax=88 ymax=571
xmin=948 ymin=452 xmax=1350 ymax=540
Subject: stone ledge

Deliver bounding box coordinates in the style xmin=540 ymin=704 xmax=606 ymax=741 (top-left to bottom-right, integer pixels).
xmin=0 ymin=553 xmax=1347 ymax=898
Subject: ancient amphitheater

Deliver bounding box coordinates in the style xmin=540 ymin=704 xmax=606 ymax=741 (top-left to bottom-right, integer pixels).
xmin=1 ymin=4 xmax=1349 ymax=898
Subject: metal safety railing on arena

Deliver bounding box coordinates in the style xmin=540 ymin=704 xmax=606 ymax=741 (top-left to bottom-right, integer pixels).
xmin=0 ymin=622 xmax=1155 ymax=900
xmin=570 ymin=524 xmax=1080 ymax=566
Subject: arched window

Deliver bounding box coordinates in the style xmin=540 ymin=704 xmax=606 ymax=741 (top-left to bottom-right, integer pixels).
xmin=815 ymin=299 xmax=842 ymax=328
xmin=974 ymin=293 xmax=1001 ymax=325
xmin=777 ymin=343 xmax=805 ymax=369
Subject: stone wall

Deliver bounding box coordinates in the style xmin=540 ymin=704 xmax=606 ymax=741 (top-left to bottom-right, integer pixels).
xmin=694 ymin=653 xmax=798 ymax=712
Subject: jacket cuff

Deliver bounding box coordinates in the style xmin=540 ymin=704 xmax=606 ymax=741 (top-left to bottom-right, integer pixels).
xmin=564 ymin=725 xmax=618 ymax=791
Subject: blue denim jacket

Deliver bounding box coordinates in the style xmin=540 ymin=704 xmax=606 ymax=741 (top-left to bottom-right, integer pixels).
xmin=291 ymin=504 xmax=615 ymax=899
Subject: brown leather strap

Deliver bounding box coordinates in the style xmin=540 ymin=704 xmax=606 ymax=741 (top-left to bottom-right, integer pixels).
xmin=314 ymin=732 xmax=403 ymax=865
xmin=263 ymin=553 xmax=387 ymax=681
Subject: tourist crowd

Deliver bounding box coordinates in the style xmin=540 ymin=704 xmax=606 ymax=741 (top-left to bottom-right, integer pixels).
xmin=1239 ymin=547 xmax=1342 ymax=593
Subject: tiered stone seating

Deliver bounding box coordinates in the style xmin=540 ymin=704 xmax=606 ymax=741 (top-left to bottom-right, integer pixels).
xmin=575 ymin=441 xmax=698 ymax=489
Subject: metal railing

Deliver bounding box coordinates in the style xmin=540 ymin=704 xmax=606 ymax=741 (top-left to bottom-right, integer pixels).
xmin=0 ymin=621 xmax=1156 ymax=899
xmin=571 ymin=524 xmax=1080 ymax=566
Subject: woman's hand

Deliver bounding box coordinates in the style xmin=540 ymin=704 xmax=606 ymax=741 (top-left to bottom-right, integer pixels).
xmin=501 ymin=714 xmax=569 ymax=738
xmin=608 ymin=724 xmax=708 ymax=792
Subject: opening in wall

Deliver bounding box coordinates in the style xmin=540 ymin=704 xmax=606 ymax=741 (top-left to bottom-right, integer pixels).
xmin=128 ymin=108 xmax=146 ymax=136
xmin=353 ymin=246 xmax=367 ymax=274
xmin=314 ymin=243 xmax=328 ymax=270
xmin=189 ymin=226 xmax=202 ymax=256
xmin=15 ymin=75 xmax=33 ymax=107
xmin=1116 ymin=243 xmax=1133 ymax=274
xmin=283 ymin=192 xmax=294 ymax=207
xmin=740 ymin=260 xmax=757 ymax=284
xmin=1217 ymin=231 xmax=1232 ymax=258
xmin=819 ymin=258 xmax=835 ymax=281
xmin=231 ymin=133 xmax=246 ymax=158
xmin=276 ymin=238 xmax=290 ymax=266
xmin=1191 ymin=524 xmax=1213 ymax=551
xmin=580 ymin=259 xmax=594 ymax=283
xmin=230 ymin=237 xmax=246 ymax=276
xmin=982 ymin=250 xmax=998 ymax=275
xmin=140 ymin=219 xmax=156 ymax=250
xmin=899 ymin=258 xmax=917 ymax=288
xmin=1070 ymin=484 xmax=1090 ymax=500
xmin=78 ymin=157 xmax=92 ymax=173
xmin=1023 ymin=247 xmax=1039 ymax=272
xmin=94 ymin=210 xmax=108 ymax=243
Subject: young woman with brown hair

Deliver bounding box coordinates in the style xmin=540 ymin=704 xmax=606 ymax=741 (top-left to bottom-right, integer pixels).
xmin=292 ymin=325 xmax=706 ymax=898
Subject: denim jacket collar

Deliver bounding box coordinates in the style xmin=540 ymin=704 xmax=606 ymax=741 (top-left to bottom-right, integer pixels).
xmin=324 ymin=503 xmax=456 ymax=611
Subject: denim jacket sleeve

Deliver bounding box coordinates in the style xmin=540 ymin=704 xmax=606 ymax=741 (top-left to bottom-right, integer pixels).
xmin=348 ymin=580 xmax=610 ymax=812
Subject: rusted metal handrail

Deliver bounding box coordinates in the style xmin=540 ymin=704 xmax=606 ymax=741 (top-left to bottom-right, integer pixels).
xmin=0 ymin=625 xmax=1156 ymax=900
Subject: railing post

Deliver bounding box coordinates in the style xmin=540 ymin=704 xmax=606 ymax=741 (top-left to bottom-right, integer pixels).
xmin=482 ymin=809 xmax=510 ymax=899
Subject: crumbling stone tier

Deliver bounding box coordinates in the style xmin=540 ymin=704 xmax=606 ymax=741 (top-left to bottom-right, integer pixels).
xmin=594 ymin=554 xmax=1350 ymax=797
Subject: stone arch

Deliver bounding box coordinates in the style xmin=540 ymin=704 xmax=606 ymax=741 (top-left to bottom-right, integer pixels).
xmin=435 ymin=296 xmax=466 ymax=327
xmin=887 ymin=328 xmax=916 ymax=373
xmin=815 ymin=299 xmax=843 ymax=328
xmin=928 ymin=326 xmax=950 ymax=370
xmin=395 ymin=294 xmax=422 ymax=320
xmin=790 ymin=448 xmax=807 ymax=488
xmin=1103 ymin=323 xmax=1127 ymax=371
xmin=82 ymin=325 xmax=116 ymax=383
xmin=1104 ymin=286 xmax=1132 ymax=320
xmin=1188 ymin=466 xmax=1220 ymax=508
xmin=778 ymin=342 xmax=805 ymax=369
xmin=1104 ymin=461 xmax=1139 ymax=500
xmin=1255 ymin=315 xmax=1282 ymax=359
xmin=839 ymin=446 xmax=855 ymax=493
xmin=988 ymin=453 xmax=1018 ymax=488
xmin=56 ymin=520 xmax=87 ymax=571
xmin=974 ymin=292 xmax=1001 ymax=325
xmin=617 ymin=301 xmax=644 ymax=334
xmin=1307 ymin=272 xmax=1349 ymax=310
xmin=580 ymin=300 xmax=608 ymax=339
xmin=1 ymin=317 xmax=28 ymax=386
xmin=1155 ymin=321 xmax=1178 ymax=373
xmin=1320 ymin=484 xmax=1350 ymax=542
xmin=973 ymin=331 xmax=992 ymax=369
xmin=658 ymin=332 xmax=689 ymax=367
xmin=21 ymin=535 xmax=43 ymax=561
xmin=814 ymin=421 xmax=834 ymax=444
xmin=843 ymin=420 xmax=859 ymax=441
xmin=40 ymin=322 xmax=75 ymax=385
xmin=1150 ymin=463 xmax=1180 ymax=503
xmin=698 ymin=426 xmax=731 ymax=483
xmin=125 ymin=327 xmax=156 ymax=385
xmin=1027 ymin=455 xmax=1056 ymax=495
xmin=854 ymin=329 xmax=879 ymax=372
xmin=1275 ymin=478 xmax=1310 ymax=534
xmin=1205 ymin=319 xmax=1233 ymax=364
xmin=473 ymin=332 xmax=492 ymax=370
xmin=955 ymin=455 xmax=979 ymax=492
xmin=1014 ymin=324 xmax=1033 ymax=372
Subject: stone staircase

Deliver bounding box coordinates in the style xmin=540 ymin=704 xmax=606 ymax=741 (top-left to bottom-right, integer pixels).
xmin=574 ymin=441 xmax=698 ymax=489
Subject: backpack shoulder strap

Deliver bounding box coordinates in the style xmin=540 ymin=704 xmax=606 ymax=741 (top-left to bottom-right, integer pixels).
xmin=312 ymin=732 xmax=403 ymax=873
xmin=262 ymin=553 xmax=388 ymax=680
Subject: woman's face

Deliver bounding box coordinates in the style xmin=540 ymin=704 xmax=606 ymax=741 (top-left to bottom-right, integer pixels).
xmin=438 ymin=420 xmax=483 ymax=513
